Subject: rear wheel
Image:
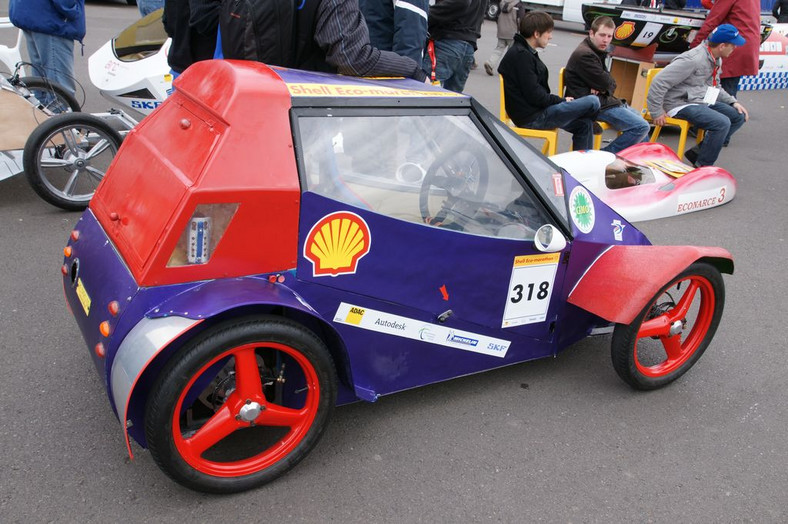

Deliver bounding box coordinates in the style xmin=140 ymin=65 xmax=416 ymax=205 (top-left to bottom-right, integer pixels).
xmin=17 ymin=76 xmax=80 ymax=114
xmin=145 ymin=316 xmax=337 ymax=493
xmin=23 ymin=113 xmax=122 ymax=210
xmin=611 ymin=263 xmax=725 ymax=390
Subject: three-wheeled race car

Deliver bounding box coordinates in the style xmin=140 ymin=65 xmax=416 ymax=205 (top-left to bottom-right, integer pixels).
xmin=61 ymin=61 xmax=733 ymax=494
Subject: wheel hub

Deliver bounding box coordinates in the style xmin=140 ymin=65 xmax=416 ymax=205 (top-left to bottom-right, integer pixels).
xmin=238 ymin=400 xmax=263 ymax=422
xmin=669 ymin=319 xmax=684 ymax=336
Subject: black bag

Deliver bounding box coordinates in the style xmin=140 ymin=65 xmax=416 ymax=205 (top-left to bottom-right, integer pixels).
xmin=220 ymin=0 xmax=296 ymax=66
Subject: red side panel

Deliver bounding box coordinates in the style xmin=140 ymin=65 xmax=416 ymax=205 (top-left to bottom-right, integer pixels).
xmin=568 ymin=245 xmax=733 ymax=324
xmin=91 ymin=61 xmax=300 ymax=286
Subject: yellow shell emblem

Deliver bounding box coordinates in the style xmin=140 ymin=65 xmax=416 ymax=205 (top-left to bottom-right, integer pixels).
xmin=615 ymin=22 xmax=636 ymax=41
xmin=305 ymin=211 xmax=371 ymax=276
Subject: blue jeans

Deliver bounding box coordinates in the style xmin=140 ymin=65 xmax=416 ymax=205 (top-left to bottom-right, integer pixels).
xmin=138 ymin=0 xmax=164 ymax=17
xmin=596 ymin=104 xmax=650 ymax=154
xmin=526 ymin=95 xmax=601 ymax=150
xmin=422 ymin=39 xmax=475 ymax=93
xmin=23 ymin=30 xmax=75 ymax=95
xmin=675 ymin=102 xmax=746 ymax=166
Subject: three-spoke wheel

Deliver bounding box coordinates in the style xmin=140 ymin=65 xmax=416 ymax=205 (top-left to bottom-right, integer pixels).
xmin=23 ymin=113 xmax=123 ymax=210
xmin=611 ymin=263 xmax=725 ymax=390
xmin=145 ymin=316 xmax=337 ymax=493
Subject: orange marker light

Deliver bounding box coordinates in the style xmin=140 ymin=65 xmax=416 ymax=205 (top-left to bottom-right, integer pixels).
xmin=63 ymin=246 xmax=72 ymax=257
xmin=99 ymin=321 xmax=111 ymax=337
xmin=108 ymin=301 xmax=120 ymax=316
xmin=94 ymin=342 xmax=106 ymax=358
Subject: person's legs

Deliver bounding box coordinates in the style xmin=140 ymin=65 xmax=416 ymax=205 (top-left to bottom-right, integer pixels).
xmin=433 ymin=39 xmax=474 ymax=93
xmin=596 ymin=104 xmax=650 ymax=153
xmin=710 ymin=101 xmax=746 ymax=144
xmin=533 ymin=95 xmax=600 ymax=150
xmin=485 ymin=38 xmax=510 ymax=75
xmin=138 ymin=0 xmax=165 ymax=17
xmin=720 ymin=76 xmax=740 ymax=98
xmin=23 ymin=30 xmax=75 ymax=95
xmin=676 ymin=104 xmax=731 ymax=166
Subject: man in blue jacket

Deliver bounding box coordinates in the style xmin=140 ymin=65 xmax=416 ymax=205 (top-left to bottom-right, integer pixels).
xmin=359 ymin=0 xmax=428 ymax=64
xmin=9 ymin=0 xmax=85 ymax=96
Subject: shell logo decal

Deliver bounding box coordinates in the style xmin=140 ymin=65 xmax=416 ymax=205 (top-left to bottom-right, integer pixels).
xmin=304 ymin=211 xmax=371 ymax=277
xmin=615 ymin=22 xmax=636 ymax=41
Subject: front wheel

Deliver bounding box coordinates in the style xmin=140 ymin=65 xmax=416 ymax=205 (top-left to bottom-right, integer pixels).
xmin=145 ymin=316 xmax=338 ymax=493
xmin=16 ymin=76 xmax=81 ymax=114
xmin=611 ymin=262 xmax=725 ymax=390
xmin=23 ymin=113 xmax=123 ymax=211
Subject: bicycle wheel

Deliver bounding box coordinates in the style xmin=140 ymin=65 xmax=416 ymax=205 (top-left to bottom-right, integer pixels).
xmin=17 ymin=76 xmax=81 ymax=114
xmin=23 ymin=113 xmax=122 ymax=211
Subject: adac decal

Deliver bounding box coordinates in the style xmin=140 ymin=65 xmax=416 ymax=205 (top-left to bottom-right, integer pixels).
xmin=569 ymin=186 xmax=595 ymax=234
xmin=615 ymin=21 xmax=636 ymax=41
xmin=304 ymin=211 xmax=371 ymax=277
xmin=334 ymin=302 xmax=511 ymax=358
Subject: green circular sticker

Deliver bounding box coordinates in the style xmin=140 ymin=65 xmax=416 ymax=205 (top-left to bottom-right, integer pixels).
xmin=569 ymin=186 xmax=595 ymax=234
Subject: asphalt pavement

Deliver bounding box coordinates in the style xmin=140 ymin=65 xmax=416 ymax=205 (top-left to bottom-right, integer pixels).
xmin=1 ymin=1 xmax=787 ymax=522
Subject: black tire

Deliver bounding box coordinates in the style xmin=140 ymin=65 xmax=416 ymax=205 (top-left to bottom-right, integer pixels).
xmin=127 ymin=0 xmax=138 ymax=5
xmin=17 ymin=76 xmax=81 ymax=114
xmin=486 ymin=1 xmax=500 ymax=21
xmin=611 ymin=262 xmax=725 ymax=390
xmin=145 ymin=316 xmax=337 ymax=493
xmin=23 ymin=113 xmax=123 ymax=211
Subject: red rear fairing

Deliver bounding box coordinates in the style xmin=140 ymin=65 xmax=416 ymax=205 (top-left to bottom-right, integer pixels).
xmin=90 ymin=60 xmax=301 ymax=287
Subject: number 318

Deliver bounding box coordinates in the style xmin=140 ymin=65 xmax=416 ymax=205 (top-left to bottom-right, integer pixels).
xmin=510 ymin=281 xmax=550 ymax=303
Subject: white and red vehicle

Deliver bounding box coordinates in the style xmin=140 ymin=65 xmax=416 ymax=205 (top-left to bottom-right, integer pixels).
xmin=550 ymin=142 xmax=736 ymax=222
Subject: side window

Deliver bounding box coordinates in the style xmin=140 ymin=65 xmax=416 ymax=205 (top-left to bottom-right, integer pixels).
xmin=298 ymin=113 xmax=550 ymax=240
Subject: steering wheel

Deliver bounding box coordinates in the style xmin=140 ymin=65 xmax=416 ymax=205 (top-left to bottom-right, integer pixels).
xmin=419 ymin=143 xmax=489 ymax=228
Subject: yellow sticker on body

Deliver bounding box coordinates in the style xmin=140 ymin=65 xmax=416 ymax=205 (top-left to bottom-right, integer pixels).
xmin=75 ymin=277 xmax=91 ymax=316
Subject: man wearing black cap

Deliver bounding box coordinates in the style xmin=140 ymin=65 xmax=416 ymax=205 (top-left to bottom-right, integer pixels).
xmin=646 ymin=23 xmax=749 ymax=167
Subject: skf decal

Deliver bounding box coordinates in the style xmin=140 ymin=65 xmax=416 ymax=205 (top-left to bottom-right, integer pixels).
xmin=305 ymin=211 xmax=371 ymax=276
xmin=334 ymin=303 xmax=511 ymax=358
xmin=615 ymin=21 xmax=636 ymax=40
xmin=130 ymin=99 xmax=164 ymax=110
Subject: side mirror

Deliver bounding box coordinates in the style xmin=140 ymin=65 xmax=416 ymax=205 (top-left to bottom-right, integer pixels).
xmin=534 ymin=224 xmax=567 ymax=252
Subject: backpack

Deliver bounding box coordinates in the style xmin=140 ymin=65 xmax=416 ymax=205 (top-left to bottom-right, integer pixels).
xmin=219 ymin=0 xmax=296 ymax=66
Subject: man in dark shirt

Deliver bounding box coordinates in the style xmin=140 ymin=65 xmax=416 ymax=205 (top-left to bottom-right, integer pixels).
xmin=498 ymin=11 xmax=600 ymax=150
xmin=422 ymin=0 xmax=486 ymax=92
xmin=564 ymin=16 xmax=649 ymax=153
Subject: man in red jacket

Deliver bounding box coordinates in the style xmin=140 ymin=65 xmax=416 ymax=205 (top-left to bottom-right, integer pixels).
xmin=691 ymin=0 xmax=760 ymax=97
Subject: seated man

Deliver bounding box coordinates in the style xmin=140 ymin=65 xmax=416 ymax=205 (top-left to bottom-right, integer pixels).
xmin=498 ymin=11 xmax=600 ymax=151
xmin=646 ymin=23 xmax=749 ymax=167
xmin=564 ymin=16 xmax=650 ymax=154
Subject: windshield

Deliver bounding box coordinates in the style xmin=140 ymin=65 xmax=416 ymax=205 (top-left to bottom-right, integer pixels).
xmin=489 ymin=118 xmax=569 ymax=226
xmin=296 ymin=110 xmax=554 ymax=241
xmin=113 ymin=9 xmax=167 ymax=61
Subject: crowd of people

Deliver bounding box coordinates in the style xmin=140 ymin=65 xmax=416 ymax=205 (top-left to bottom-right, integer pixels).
xmin=7 ymin=0 xmax=770 ymax=167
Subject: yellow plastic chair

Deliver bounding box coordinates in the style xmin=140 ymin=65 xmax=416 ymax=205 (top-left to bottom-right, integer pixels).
xmin=557 ymin=67 xmax=614 ymax=151
xmin=642 ymin=67 xmax=704 ymax=156
xmin=498 ymin=75 xmax=558 ymax=156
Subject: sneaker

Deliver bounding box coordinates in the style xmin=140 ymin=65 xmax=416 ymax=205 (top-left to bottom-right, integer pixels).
xmin=470 ymin=59 xmax=478 ymax=70
xmin=684 ymin=146 xmax=700 ymax=167
xmin=484 ymin=62 xmax=494 ymax=76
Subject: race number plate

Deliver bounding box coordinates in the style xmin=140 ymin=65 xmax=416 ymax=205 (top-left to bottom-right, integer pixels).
xmin=502 ymin=253 xmax=559 ymax=328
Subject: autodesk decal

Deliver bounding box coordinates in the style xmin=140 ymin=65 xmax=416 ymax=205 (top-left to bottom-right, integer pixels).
xmin=334 ymin=302 xmax=511 ymax=358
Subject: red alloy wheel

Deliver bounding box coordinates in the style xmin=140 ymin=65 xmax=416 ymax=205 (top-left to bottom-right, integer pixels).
xmin=633 ymin=275 xmax=715 ymax=378
xmin=611 ymin=263 xmax=725 ymax=390
xmin=172 ymin=341 xmax=321 ymax=477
